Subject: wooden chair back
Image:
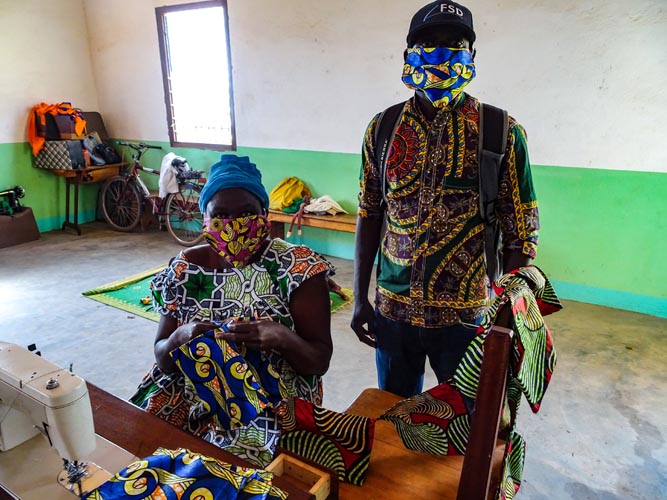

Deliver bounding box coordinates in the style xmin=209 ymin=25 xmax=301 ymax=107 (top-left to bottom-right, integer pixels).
xmin=456 ymin=305 xmax=514 ymax=500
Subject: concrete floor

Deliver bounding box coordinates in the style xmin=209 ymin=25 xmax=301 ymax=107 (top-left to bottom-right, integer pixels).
xmin=0 ymin=222 xmax=665 ymax=499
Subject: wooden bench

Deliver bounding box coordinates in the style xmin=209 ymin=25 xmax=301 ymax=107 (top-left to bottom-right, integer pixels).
xmin=268 ymin=209 xmax=357 ymax=239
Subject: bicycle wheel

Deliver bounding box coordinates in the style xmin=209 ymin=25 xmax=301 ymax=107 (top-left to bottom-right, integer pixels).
xmin=101 ymin=176 xmax=144 ymax=232
xmin=165 ymin=183 xmax=204 ymax=246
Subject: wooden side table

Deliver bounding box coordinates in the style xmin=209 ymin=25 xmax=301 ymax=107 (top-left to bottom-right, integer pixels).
xmin=50 ymin=164 xmax=124 ymax=235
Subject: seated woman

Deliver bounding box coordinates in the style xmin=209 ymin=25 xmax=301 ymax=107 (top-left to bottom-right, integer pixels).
xmin=130 ymin=155 xmax=333 ymax=467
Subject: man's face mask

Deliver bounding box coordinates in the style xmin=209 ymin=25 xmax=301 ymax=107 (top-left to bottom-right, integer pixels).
xmin=202 ymin=215 xmax=271 ymax=268
xmin=402 ymin=46 xmax=476 ymax=108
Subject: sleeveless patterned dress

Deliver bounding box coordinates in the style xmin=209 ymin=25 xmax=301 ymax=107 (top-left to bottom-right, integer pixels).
xmin=130 ymin=238 xmax=333 ymax=467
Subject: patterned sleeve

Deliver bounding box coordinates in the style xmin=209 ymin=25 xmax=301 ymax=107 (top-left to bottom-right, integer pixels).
xmin=358 ymin=113 xmax=384 ymax=219
xmin=150 ymin=259 xmax=187 ymax=319
xmin=496 ymin=121 xmax=539 ymax=259
xmin=274 ymin=243 xmax=335 ymax=302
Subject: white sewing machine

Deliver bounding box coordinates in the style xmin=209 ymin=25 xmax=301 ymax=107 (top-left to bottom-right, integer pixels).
xmin=0 ymin=342 xmax=136 ymax=499
xmin=0 ymin=342 xmax=95 ymax=459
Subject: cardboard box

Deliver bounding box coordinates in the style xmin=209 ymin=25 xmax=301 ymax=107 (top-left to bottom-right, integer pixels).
xmin=0 ymin=207 xmax=40 ymax=249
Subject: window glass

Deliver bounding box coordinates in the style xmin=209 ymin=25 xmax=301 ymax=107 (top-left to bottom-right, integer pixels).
xmin=156 ymin=1 xmax=235 ymax=149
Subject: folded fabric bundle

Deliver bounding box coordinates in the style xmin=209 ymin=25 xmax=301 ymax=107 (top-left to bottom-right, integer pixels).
xmin=83 ymin=447 xmax=287 ymax=500
xmin=276 ymin=397 xmax=375 ymax=486
xmin=171 ymin=329 xmax=286 ymax=430
xmin=303 ymin=195 xmax=348 ymax=216
xmin=379 ymin=381 xmax=470 ymax=456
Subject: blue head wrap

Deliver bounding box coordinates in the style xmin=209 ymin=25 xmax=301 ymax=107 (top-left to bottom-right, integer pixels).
xmin=199 ymin=155 xmax=269 ymax=213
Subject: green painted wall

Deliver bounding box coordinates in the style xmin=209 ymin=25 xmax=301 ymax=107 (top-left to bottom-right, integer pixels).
xmin=530 ymin=166 xmax=667 ymax=318
xmin=2 ymin=140 xmax=665 ymax=317
xmin=127 ymin=143 xmax=362 ymax=213
xmin=532 ymin=166 xmax=667 ymax=300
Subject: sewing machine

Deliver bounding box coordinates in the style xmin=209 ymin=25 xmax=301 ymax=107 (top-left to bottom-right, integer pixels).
xmin=0 ymin=343 xmax=322 ymax=500
xmin=0 ymin=186 xmax=25 ymax=216
xmin=0 ymin=342 xmax=134 ymax=499
xmin=0 ymin=342 xmax=95 ymax=458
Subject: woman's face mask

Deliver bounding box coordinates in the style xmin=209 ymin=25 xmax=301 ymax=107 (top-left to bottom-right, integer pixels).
xmin=202 ymin=215 xmax=271 ymax=268
xmin=402 ymin=46 xmax=476 ymax=108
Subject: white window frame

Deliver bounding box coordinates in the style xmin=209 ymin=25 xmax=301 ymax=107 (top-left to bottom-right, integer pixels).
xmin=155 ymin=0 xmax=236 ymax=150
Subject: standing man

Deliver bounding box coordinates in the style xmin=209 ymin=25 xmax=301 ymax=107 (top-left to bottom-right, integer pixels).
xmin=351 ymin=1 xmax=540 ymax=397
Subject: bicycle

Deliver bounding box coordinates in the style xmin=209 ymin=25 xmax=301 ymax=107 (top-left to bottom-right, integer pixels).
xmin=100 ymin=141 xmax=206 ymax=246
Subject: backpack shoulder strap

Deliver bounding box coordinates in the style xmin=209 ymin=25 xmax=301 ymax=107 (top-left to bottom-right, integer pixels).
xmin=478 ymin=103 xmax=509 ymax=224
xmin=479 ymin=103 xmax=509 ymax=284
xmin=374 ymin=101 xmax=407 ymax=206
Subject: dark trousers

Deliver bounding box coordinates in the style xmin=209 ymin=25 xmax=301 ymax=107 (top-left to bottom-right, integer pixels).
xmin=374 ymin=311 xmax=479 ymax=398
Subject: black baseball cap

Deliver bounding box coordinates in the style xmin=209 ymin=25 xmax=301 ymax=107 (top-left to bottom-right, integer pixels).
xmin=407 ymin=1 xmax=476 ymax=46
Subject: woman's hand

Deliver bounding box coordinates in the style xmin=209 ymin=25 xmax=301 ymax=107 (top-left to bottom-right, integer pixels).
xmin=216 ymin=320 xmax=290 ymax=352
xmin=170 ymin=321 xmax=216 ymax=349
xmin=154 ymin=316 xmax=215 ymax=373
xmin=217 ymin=273 xmax=333 ymax=376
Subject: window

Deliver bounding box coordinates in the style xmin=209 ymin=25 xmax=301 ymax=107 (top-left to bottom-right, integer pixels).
xmin=156 ymin=1 xmax=235 ymax=150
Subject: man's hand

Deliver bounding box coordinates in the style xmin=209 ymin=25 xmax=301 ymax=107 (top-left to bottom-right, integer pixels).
xmin=350 ymin=299 xmax=377 ymax=348
xmin=352 ymin=216 xmax=383 ymax=349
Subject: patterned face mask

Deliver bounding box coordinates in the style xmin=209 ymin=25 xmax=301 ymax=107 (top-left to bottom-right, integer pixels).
xmin=402 ymin=46 xmax=476 ymax=108
xmin=202 ymin=215 xmax=271 ymax=268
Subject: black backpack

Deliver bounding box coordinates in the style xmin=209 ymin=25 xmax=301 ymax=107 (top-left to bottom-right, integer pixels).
xmin=93 ymin=143 xmax=122 ymax=164
xmin=374 ymin=101 xmax=509 ymax=284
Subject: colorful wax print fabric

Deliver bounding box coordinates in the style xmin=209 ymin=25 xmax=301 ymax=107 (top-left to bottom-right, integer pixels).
xmin=83 ymin=448 xmax=287 ymax=500
xmin=461 ymin=265 xmax=560 ymax=499
xmin=378 ymin=266 xmax=560 ymax=500
xmin=130 ymin=238 xmax=333 ymax=467
xmin=497 ymin=432 xmax=526 ymax=500
xmin=151 ymin=238 xmax=333 ymax=330
xmin=202 ymin=215 xmax=271 ymax=268
xmin=131 ymin=367 xmax=281 ymax=468
xmin=358 ymin=95 xmax=539 ymax=327
xmin=478 ymin=265 xmax=562 ymax=412
xmin=171 ymin=329 xmax=285 ymax=430
xmin=276 ymin=398 xmax=375 ymax=486
xmin=380 ymin=381 xmax=470 ymax=456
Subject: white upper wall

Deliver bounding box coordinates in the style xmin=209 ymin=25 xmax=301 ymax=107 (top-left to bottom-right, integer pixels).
xmin=0 ymin=0 xmax=99 ymax=143
xmin=5 ymin=0 xmax=664 ymax=172
xmin=83 ymin=0 xmax=667 ymax=172
xmin=476 ymin=0 xmax=667 ymax=172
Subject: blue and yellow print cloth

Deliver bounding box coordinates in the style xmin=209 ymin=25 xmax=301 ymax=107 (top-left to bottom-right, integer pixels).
xmin=170 ymin=330 xmax=286 ymax=430
xmin=83 ymin=447 xmax=287 ymax=500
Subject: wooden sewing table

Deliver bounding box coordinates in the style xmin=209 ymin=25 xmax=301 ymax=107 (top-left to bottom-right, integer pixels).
xmin=0 ymin=386 xmax=505 ymax=500
xmin=50 ymin=164 xmax=124 ymax=235
xmin=0 ymin=383 xmax=311 ymax=500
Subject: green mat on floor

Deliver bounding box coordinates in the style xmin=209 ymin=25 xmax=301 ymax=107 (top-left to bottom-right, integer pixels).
xmin=83 ymin=265 xmax=353 ymax=322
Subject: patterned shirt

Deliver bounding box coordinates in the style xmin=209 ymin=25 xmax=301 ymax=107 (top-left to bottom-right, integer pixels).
xmin=358 ymin=94 xmax=539 ymax=328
